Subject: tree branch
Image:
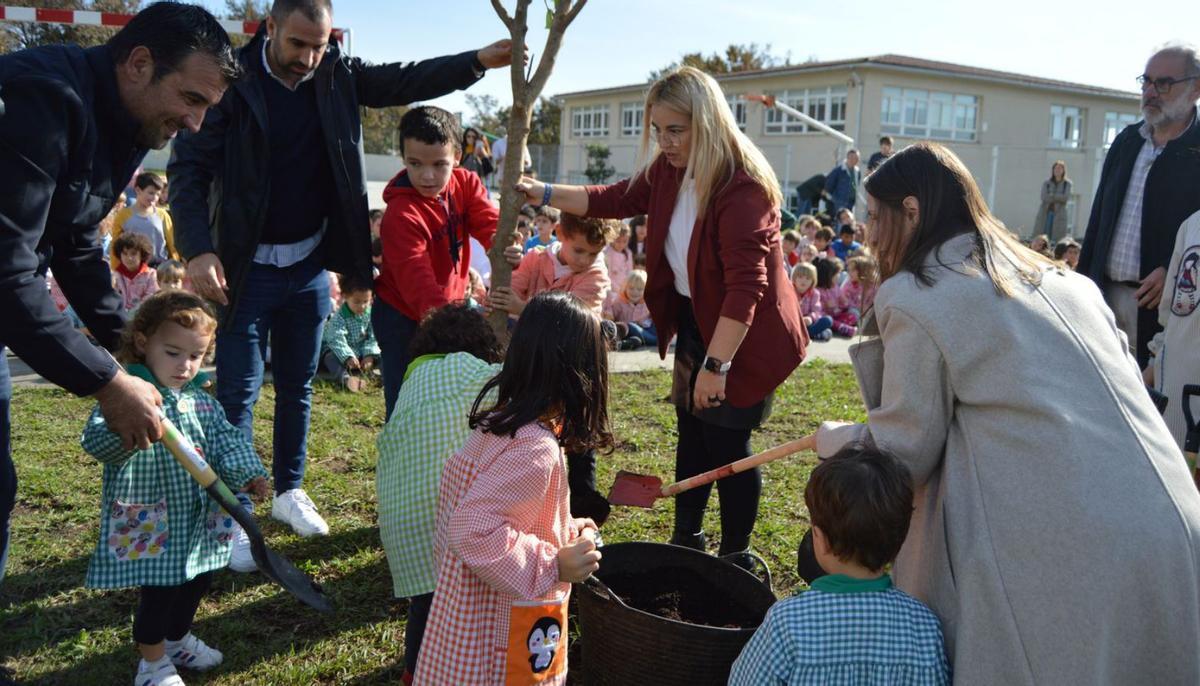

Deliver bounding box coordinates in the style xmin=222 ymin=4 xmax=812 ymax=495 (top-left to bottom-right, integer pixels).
xmin=564 ymin=0 xmax=588 ymax=27
xmin=490 ymin=0 xmax=513 ymax=30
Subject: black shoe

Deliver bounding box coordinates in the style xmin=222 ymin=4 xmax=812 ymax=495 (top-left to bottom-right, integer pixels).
xmin=669 ymin=530 xmax=708 ymax=551
xmin=618 ymin=336 xmax=644 ymax=351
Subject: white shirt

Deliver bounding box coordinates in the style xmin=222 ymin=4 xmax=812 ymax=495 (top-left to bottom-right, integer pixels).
xmin=665 ymin=179 xmax=699 ymax=298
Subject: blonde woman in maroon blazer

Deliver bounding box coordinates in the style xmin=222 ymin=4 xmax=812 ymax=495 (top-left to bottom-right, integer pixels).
xmin=513 ymin=66 xmax=807 ymax=562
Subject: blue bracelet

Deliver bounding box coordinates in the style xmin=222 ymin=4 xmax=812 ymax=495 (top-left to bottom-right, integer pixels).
xmin=541 ymin=183 xmax=553 ymax=207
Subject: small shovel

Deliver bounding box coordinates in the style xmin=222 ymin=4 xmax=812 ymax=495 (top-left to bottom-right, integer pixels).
xmin=160 ymin=415 xmax=334 ymax=612
xmin=608 ymin=434 xmax=816 ymax=508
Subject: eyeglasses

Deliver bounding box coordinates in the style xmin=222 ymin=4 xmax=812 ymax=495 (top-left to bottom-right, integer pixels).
xmin=649 ymin=126 xmax=690 ymax=146
xmin=1136 ymin=73 xmax=1200 ymax=95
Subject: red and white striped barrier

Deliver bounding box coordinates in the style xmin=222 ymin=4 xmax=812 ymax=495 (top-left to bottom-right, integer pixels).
xmin=0 ymin=6 xmax=347 ymax=47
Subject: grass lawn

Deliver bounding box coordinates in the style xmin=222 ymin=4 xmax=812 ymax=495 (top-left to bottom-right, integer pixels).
xmin=0 ymin=361 xmax=865 ymax=685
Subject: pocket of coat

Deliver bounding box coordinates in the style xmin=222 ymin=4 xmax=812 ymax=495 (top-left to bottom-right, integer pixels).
xmin=205 ymin=503 xmax=238 ymax=545
xmin=107 ymin=498 xmax=169 ymax=561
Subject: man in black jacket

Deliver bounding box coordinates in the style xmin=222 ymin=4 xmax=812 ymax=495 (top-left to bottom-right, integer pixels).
xmin=168 ymin=0 xmax=519 ymax=554
xmin=0 ymin=4 xmax=240 ymax=590
xmin=1078 ymin=44 xmax=1200 ymax=367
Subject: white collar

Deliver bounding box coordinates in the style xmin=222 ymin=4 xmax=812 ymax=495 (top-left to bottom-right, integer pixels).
xmin=261 ymin=38 xmax=316 ymax=91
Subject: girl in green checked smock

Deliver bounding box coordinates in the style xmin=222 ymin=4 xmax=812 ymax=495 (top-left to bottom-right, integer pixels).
xmin=81 ymin=292 xmax=269 ymax=686
xmin=375 ymin=304 xmax=503 ymax=684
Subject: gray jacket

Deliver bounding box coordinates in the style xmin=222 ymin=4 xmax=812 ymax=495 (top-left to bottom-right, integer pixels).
xmin=820 ymin=234 xmax=1200 ymax=683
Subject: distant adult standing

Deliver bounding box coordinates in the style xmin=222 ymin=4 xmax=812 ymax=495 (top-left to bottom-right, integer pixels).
xmin=1077 ymin=44 xmax=1200 ymax=366
xmin=824 ymin=149 xmax=861 ymax=215
xmin=0 ymin=3 xmax=239 ymax=586
xmin=866 ymin=136 xmax=893 ymax=173
xmin=1034 ymin=160 xmax=1072 ymax=241
xmin=169 ymin=0 xmax=521 ymax=549
xmin=459 ymin=126 xmax=494 ymax=180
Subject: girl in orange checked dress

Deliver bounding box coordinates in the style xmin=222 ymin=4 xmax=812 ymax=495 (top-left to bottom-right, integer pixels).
xmin=412 ymin=291 xmax=613 ymax=686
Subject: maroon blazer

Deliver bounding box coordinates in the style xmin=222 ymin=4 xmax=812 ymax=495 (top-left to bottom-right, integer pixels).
xmin=586 ymin=157 xmax=807 ymax=407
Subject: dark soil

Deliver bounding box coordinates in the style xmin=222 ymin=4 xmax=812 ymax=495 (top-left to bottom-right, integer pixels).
xmin=601 ymin=567 xmax=764 ymax=629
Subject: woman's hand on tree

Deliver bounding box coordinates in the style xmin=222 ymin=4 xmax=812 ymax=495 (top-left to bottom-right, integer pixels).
xmin=693 ymin=369 xmax=727 ymax=410
xmin=513 ymin=177 xmax=545 ymax=205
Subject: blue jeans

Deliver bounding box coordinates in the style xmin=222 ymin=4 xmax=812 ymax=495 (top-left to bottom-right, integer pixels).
xmin=1044 ymin=210 xmax=1055 ymax=235
xmin=807 ymin=316 xmax=833 ymax=337
xmin=0 ymin=346 xmax=12 ymax=584
xmin=372 ymin=298 xmax=419 ymax=421
xmin=626 ymin=322 xmax=658 ymax=347
xmin=216 ymin=253 xmax=331 ymax=494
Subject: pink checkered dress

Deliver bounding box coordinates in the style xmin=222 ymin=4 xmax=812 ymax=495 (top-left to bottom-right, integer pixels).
xmin=413 ymin=422 xmax=578 ymax=686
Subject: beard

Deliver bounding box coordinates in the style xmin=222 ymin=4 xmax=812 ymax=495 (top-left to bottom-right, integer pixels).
xmin=1143 ymin=91 xmax=1196 ymax=128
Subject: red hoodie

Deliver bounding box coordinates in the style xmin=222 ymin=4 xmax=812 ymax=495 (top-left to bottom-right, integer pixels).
xmin=376 ymin=167 xmax=498 ymax=321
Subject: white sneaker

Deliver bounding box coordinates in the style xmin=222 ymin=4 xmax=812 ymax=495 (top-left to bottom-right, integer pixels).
xmin=228 ymin=525 xmax=256 ymax=573
xmin=271 ymin=489 xmax=329 ymax=537
xmin=135 ymin=658 xmax=186 ymax=686
xmin=165 ymin=633 xmax=223 ymax=671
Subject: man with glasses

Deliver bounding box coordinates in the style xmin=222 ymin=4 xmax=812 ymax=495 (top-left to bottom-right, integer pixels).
xmin=1079 ymin=43 xmax=1200 ymax=366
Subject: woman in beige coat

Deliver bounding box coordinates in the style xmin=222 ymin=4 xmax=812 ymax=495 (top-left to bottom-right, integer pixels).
xmin=817 ymin=143 xmax=1200 ymax=684
xmin=1034 ymin=160 xmax=1072 ymax=241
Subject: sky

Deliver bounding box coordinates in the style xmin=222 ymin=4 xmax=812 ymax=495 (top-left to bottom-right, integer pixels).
xmin=197 ymin=0 xmax=1196 ymax=123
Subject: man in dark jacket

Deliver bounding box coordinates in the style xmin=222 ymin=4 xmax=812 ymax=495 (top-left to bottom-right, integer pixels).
xmin=168 ymin=0 xmax=519 ymax=551
xmin=824 ymin=149 xmax=861 ymax=215
xmin=0 ymin=3 xmax=239 ymax=589
xmin=1077 ymin=45 xmax=1200 ymax=367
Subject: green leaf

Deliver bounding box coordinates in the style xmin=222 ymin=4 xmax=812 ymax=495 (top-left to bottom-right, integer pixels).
xmin=545 ymin=7 xmax=554 ymax=29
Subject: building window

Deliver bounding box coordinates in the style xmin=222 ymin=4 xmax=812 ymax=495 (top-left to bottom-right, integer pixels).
xmin=571 ymin=105 xmax=609 ymax=138
xmin=880 ymin=87 xmax=978 ymax=141
xmin=726 ymin=94 xmax=747 ymax=131
xmin=1103 ymin=111 xmax=1139 ymax=146
xmin=763 ymin=87 xmax=847 ymax=135
xmin=1049 ymin=105 xmax=1083 ymax=148
xmin=620 ymin=102 xmax=643 ymax=137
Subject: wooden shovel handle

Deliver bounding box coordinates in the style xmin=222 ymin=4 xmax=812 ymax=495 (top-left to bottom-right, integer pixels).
xmin=660 ymin=433 xmax=816 ymax=497
xmin=159 ymin=415 xmax=219 ymax=489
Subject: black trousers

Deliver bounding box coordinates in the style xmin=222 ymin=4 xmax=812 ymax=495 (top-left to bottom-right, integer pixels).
xmin=132 ymin=572 xmax=213 ymax=645
xmin=404 ymin=592 xmax=434 ymax=675
xmin=674 ymin=407 xmax=760 ymax=554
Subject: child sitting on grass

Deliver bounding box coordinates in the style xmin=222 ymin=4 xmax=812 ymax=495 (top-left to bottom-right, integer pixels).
xmin=321 ymin=274 xmax=380 ymax=392
xmin=413 ymin=292 xmax=608 ymax=686
xmin=815 ymin=256 xmax=857 ymax=337
xmin=81 ymin=291 xmax=269 ymax=686
xmin=603 ymin=223 xmax=634 ymax=311
xmin=729 ymin=446 xmax=950 ymax=685
xmin=112 ymin=232 xmax=159 ymax=312
xmin=841 ymin=255 xmax=879 ymax=320
xmin=156 ymin=260 xmax=187 ymax=292
xmin=606 ymin=269 xmax=656 ymax=350
xmin=792 ymin=261 xmax=833 ymax=342
xmin=376 ymin=303 xmax=505 ymax=685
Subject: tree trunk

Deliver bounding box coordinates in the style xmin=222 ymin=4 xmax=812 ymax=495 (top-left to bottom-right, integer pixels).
xmin=487 ymin=0 xmax=588 ymax=339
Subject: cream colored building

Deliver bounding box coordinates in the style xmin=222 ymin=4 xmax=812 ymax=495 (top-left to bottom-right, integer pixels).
xmin=555 ymin=54 xmax=1140 ymax=238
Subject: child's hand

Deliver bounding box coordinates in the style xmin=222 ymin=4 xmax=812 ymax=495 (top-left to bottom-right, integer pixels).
xmin=489 ymin=286 xmax=527 ymax=315
xmin=557 ymin=530 xmax=601 ymax=583
xmin=802 ymin=315 xmax=813 ymax=327
xmin=243 ymin=476 xmax=270 ymax=499
xmin=504 ymin=243 xmax=524 ymax=267
xmin=346 ymin=356 xmax=361 ymax=371
xmin=1142 ymin=364 xmax=1155 ymax=387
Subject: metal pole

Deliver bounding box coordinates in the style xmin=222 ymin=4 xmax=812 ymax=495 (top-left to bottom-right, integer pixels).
xmin=987 ymin=145 xmax=1000 ymax=210
xmin=772 ymin=100 xmax=855 ymax=147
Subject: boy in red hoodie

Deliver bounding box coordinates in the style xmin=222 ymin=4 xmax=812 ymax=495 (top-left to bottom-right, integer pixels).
xmin=375 ymin=106 xmax=498 ymax=418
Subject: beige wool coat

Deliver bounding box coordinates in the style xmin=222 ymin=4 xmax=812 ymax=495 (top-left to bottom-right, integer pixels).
xmin=819 ymin=233 xmax=1200 ymax=684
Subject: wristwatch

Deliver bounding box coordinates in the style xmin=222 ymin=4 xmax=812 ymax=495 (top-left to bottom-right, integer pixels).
xmin=702 ymin=356 xmax=732 ymax=376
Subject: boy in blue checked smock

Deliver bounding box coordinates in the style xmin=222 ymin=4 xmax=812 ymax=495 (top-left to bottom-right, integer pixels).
xmin=375 ymin=303 xmax=504 ymax=684
xmin=82 ymin=291 xmax=269 ymax=686
xmin=321 ymin=274 xmax=381 ymax=391
xmin=729 ymin=446 xmax=950 ymax=686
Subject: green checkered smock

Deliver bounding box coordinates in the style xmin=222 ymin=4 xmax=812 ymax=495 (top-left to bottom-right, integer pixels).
xmin=322 ymin=303 xmax=380 ymax=364
xmin=376 ymin=352 xmax=500 ymax=598
xmin=81 ymin=364 xmax=268 ymax=589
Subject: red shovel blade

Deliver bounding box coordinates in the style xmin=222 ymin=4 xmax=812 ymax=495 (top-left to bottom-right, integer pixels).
xmin=607 ymin=470 xmax=664 ymax=508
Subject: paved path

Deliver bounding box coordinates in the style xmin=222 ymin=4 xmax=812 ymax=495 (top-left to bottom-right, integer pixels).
xmin=5 ymin=338 xmax=852 ymax=388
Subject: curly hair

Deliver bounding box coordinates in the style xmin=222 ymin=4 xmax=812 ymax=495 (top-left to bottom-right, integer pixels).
xmin=112 ymin=232 xmax=153 ymax=264
xmin=559 ymin=213 xmax=621 ymax=247
xmin=409 ymin=303 xmax=504 ymax=363
xmin=118 ymin=290 xmax=218 ymax=364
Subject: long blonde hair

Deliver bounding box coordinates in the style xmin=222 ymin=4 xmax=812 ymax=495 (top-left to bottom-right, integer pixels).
xmin=634 ymin=67 xmax=782 ymax=217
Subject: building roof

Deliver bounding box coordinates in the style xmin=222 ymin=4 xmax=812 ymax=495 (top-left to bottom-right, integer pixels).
xmin=554 ymin=53 xmax=1139 ymax=102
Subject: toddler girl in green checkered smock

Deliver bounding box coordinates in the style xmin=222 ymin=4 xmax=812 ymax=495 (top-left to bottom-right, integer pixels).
xmin=81 ymin=291 xmax=269 ymax=686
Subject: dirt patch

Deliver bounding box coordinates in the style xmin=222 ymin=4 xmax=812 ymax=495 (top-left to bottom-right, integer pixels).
xmin=602 ymin=567 xmax=762 ymax=629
